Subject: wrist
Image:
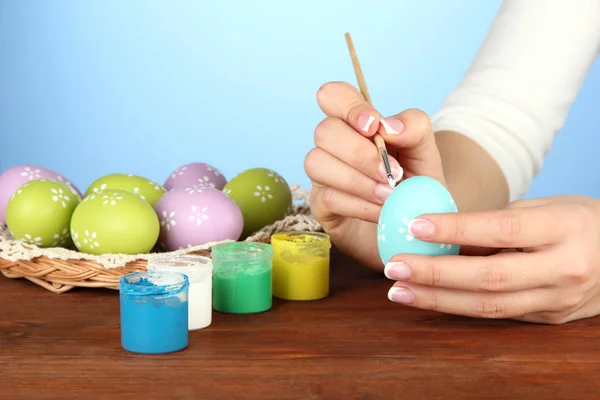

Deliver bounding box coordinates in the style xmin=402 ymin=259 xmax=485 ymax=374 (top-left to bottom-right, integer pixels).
xmin=435 ymin=130 xmax=509 ymax=212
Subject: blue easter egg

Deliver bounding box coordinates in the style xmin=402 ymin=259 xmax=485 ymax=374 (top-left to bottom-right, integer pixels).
xmin=377 ymin=176 xmax=460 ymax=264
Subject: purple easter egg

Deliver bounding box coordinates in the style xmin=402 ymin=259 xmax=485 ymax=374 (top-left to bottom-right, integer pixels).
xmin=0 ymin=165 xmax=82 ymax=224
xmin=164 ymin=162 xmax=227 ymax=191
xmin=154 ymin=186 xmax=243 ymax=251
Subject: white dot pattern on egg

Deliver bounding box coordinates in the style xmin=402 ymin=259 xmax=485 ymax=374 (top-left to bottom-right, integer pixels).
xmin=163 ymin=162 xmax=227 ymax=191
xmin=377 ymin=176 xmax=460 ymax=265
xmin=154 ymin=186 xmax=243 ymax=251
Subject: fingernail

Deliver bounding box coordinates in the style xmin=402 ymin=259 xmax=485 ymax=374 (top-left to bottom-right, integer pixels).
xmin=387 ymin=286 xmax=415 ymax=304
xmin=358 ymin=114 xmax=376 ymax=132
xmin=380 ymin=117 xmax=405 ymax=135
xmin=408 ymin=218 xmax=435 ymax=238
xmin=384 ymin=262 xmax=411 ymax=280
xmin=375 ymin=183 xmax=393 ymax=201
xmin=377 ymin=160 xmax=403 ymax=181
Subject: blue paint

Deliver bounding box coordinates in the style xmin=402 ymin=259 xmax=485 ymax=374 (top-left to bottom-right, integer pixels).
xmin=119 ymin=271 xmax=189 ymax=354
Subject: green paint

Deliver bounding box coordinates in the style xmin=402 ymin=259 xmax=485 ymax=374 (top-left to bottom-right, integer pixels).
xmin=213 ymin=268 xmax=272 ymax=314
xmin=211 ymin=242 xmax=273 ymax=314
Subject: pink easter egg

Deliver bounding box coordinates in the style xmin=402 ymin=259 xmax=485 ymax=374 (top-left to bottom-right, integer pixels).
xmin=0 ymin=165 xmax=82 ymax=224
xmin=154 ymin=186 xmax=243 ymax=251
xmin=164 ymin=162 xmax=227 ymax=191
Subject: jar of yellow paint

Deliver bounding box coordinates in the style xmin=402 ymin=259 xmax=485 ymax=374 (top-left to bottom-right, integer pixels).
xmin=270 ymin=231 xmax=331 ymax=301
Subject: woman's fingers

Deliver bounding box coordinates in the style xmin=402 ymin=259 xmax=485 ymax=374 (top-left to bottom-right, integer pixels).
xmin=385 ymin=251 xmax=555 ymax=293
xmin=310 ymin=185 xmax=381 ymax=224
xmin=410 ymin=204 xmax=565 ymax=248
xmin=305 ymin=147 xmax=395 ymax=204
xmin=387 ymin=282 xmax=554 ymax=320
xmin=313 ymin=117 xmax=403 ymax=184
xmin=378 ymin=109 xmax=444 ymax=182
xmin=316 ymin=82 xmax=444 ymax=182
xmin=316 ymin=81 xmax=382 ymax=137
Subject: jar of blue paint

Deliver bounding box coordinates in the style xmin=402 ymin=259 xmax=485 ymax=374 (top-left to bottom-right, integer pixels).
xmin=119 ymin=271 xmax=189 ymax=354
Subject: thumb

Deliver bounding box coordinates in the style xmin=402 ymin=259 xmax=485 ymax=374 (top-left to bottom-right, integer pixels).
xmin=378 ymin=108 xmax=444 ymax=182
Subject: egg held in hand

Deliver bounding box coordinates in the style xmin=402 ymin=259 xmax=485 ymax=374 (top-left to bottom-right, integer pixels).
xmin=6 ymin=179 xmax=81 ymax=248
xmin=0 ymin=165 xmax=81 ymax=224
xmin=164 ymin=162 xmax=227 ymax=191
xmin=85 ymin=173 xmax=166 ymax=207
xmin=223 ymin=168 xmax=292 ymax=238
xmin=377 ymin=176 xmax=459 ymax=265
xmin=154 ymin=186 xmax=243 ymax=251
xmin=71 ymin=189 xmax=160 ymax=255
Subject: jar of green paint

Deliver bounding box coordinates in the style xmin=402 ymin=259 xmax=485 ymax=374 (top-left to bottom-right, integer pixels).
xmin=211 ymin=242 xmax=273 ymax=314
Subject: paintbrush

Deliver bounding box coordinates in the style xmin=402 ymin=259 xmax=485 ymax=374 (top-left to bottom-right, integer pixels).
xmin=344 ymin=32 xmax=396 ymax=189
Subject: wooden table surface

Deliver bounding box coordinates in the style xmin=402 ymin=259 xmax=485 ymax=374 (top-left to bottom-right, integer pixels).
xmin=1 ymin=249 xmax=600 ymax=400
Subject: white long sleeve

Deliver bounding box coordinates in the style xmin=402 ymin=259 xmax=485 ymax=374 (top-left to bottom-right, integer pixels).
xmin=431 ymin=0 xmax=600 ymax=201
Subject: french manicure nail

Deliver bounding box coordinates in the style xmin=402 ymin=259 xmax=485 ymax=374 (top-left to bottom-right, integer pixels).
xmin=377 ymin=160 xmax=404 ymax=181
xmin=408 ymin=218 xmax=435 ymax=238
xmin=384 ymin=262 xmax=411 ymax=280
xmin=387 ymin=287 xmax=415 ymax=304
xmin=358 ymin=114 xmax=376 ymax=132
xmin=380 ymin=117 xmax=405 ymax=135
xmin=375 ymin=183 xmax=393 ymax=202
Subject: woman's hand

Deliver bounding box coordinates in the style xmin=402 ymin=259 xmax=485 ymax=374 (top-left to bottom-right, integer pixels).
xmin=385 ymin=195 xmax=600 ymax=324
xmin=304 ymin=81 xmax=445 ymax=270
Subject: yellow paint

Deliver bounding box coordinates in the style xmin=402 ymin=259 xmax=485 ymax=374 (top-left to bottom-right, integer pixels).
xmin=271 ymin=231 xmax=331 ymax=301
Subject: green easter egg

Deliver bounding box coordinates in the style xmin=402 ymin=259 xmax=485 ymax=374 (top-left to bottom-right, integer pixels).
xmin=6 ymin=179 xmax=81 ymax=248
xmin=70 ymin=189 xmax=159 ymax=255
xmin=223 ymin=168 xmax=292 ymax=238
xmin=85 ymin=173 xmax=166 ymax=206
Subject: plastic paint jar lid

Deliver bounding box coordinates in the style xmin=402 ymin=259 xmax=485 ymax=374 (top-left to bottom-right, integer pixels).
xmin=146 ymin=255 xmax=213 ymax=283
xmin=119 ymin=270 xmax=189 ymax=298
xmin=270 ymin=231 xmax=332 ymax=301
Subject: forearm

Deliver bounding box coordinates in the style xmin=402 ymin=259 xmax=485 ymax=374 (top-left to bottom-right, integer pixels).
xmin=435 ymin=130 xmax=509 ymax=212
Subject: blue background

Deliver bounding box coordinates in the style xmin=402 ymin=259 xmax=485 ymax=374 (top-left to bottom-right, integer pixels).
xmin=1 ymin=0 xmax=599 ymax=199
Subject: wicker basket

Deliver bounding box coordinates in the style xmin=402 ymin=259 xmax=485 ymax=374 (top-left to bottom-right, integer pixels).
xmin=0 ymin=185 xmax=319 ymax=293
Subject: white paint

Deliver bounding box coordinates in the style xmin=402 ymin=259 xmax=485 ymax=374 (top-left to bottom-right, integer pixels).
xmin=187 ymin=272 xmax=212 ymax=331
xmin=147 ymin=255 xmax=213 ymax=331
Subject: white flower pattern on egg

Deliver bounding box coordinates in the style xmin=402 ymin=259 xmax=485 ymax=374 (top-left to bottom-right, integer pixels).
xmin=253 ymin=185 xmax=273 ymax=203
xmin=102 ymin=192 xmax=123 ymax=206
xmin=71 ymin=230 xmax=81 ymax=248
xmin=51 ymin=228 xmax=70 ymax=246
xmin=22 ymin=234 xmax=42 ymax=246
xmin=267 ymin=170 xmax=281 ymax=183
xmin=223 ymin=188 xmax=232 ymax=196
xmin=185 ymin=187 xmax=204 ymax=194
xmin=160 ymin=210 xmax=177 ymax=231
xmin=198 ymin=176 xmax=216 ymax=188
xmin=132 ymin=187 xmax=146 ymax=200
xmin=92 ymin=184 xmax=107 ymax=194
xmin=188 ymin=205 xmax=209 ymax=226
xmin=398 ymin=217 xmax=414 ymax=242
xmin=83 ymin=230 xmax=100 ymax=249
xmin=378 ymin=224 xmax=386 ymax=242
xmin=148 ymin=181 xmax=162 ymax=191
xmin=50 ymin=187 xmax=71 ymax=208
xmin=10 ymin=187 xmax=25 ymax=201
xmin=206 ymin=166 xmax=221 ymax=177
xmin=20 ymin=167 xmax=42 ymax=180
xmin=170 ymin=166 xmax=188 ymax=179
